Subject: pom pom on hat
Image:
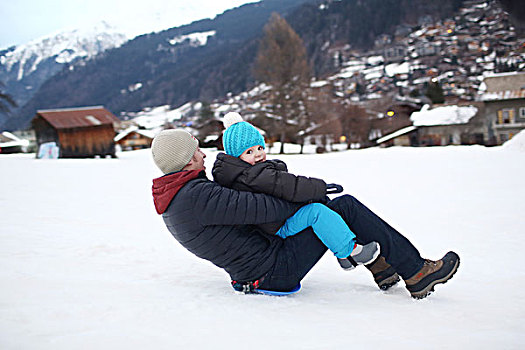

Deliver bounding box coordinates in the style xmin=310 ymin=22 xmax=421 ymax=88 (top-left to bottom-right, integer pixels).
xmin=223 ymin=112 xmax=244 ymax=129
xmin=222 ymin=112 xmax=265 ymax=158
xmin=151 ymin=129 xmax=199 ymax=174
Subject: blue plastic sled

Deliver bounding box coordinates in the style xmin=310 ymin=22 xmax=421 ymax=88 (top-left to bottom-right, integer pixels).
xmin=255 ymin=283 xmax=301 ymax=296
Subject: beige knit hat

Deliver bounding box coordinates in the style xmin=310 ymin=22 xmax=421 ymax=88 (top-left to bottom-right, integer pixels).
xmin=152 ymin=129 xmax=199 ymax=174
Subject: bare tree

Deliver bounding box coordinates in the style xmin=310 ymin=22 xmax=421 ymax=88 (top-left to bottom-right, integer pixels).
xmin=253 ymin=13 xmax=311 ymax=154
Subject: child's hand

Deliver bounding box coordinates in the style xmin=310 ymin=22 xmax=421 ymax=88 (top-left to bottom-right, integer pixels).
xmin=326 ymin=183 xmax=343 ymax=194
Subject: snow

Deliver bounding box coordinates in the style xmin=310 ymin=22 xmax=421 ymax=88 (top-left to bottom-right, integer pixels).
xmin=114 ymin=126 xmax=156 ymax=142
xmin=385 ymin=61 xmax=410 ymax=77
xmin=1 ymin=145 xmax=524 ymax=349
xmin=1 ymin=22 xmax=127 ymax=81
xmin=168 ymin=31 xmax=216 ymax=47
xmin=502 ymin=129 xmax=525 ymax=152
xmin=411 ymin=105 xmax=478 ymax=126
xmin=376 ymin=125 xmax=417 ymax=144
xmin=128 ymin=105 xmax=185 ymax=130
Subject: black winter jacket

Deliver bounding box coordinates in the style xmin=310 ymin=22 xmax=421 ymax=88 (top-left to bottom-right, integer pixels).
xmin=152 ymin=170 xmax=301 ymax=282
xmin=211 ymin=153 xmax=328 ymax=234
xmin=212 ymin=153 xmax=327 ymax=203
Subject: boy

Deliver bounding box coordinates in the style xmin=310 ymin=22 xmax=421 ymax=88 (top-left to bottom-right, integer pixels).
xmin=212 ymin=113 xmax=390 ymax=275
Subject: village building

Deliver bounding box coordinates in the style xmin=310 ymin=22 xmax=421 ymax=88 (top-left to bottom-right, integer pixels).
xmin=114 ymin=127 xmax=155 ymax=151
xmin=32 ymin=106 xmax=120 ymax=158
xmin=480 ymin=72 xmax=525 ymax=145
xmin=0 ymin=131 xmax=30 ymax=154
xmin=376 ymin=104 xmax=484 ymax=147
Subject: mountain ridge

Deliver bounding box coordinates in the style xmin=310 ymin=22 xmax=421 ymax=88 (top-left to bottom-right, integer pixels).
xmin=2 ymin=0 xmax=523 ymax=131
xmin=0 ymin=22 xmax=127 ymax=127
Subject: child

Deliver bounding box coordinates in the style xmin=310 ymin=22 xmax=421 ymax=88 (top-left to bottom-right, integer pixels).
xmin=212 ymin=112 xmax=380 ymax=270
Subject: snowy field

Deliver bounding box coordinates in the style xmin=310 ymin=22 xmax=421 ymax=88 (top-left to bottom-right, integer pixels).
xmin=1 ymin=140 xmax=525 ymax=349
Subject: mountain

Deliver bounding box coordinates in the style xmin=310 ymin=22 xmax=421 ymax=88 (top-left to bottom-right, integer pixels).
xmin=1 ymin=0 xmax=314 ymax=131
xmin=0 ymin=22 xmax=127 ymax=127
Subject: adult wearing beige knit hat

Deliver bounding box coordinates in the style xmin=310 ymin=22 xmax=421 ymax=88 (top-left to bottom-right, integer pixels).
xmin=152 ymin=129 xmax=205 ymax=173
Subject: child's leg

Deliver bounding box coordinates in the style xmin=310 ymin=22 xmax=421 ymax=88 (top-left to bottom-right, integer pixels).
xmin=276 ymin=203 xmax=356 ymax=258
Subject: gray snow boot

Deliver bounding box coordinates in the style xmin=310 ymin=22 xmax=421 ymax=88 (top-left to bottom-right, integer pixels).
xmin=338 ymin=242 xmax=380 ymax=270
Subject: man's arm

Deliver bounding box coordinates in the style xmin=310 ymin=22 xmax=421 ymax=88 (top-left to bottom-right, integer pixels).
xmin=190 ymin=179 xmax=301 ymax=226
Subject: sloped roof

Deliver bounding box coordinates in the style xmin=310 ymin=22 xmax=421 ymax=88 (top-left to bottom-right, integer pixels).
xmin=482 ymin=72 xmax=525 ymax=93
xmin=376 ymin=126 xmax=418 ymax=144
xmin=480 ymin=89 xmax=525 ymax=101
xmin=410 ymin=105 xmax=478 ymax=126
xmin=114 ymin=126 xmax=156 ymax=142
xmin=35 ymin=106 xmax=120 ymax=129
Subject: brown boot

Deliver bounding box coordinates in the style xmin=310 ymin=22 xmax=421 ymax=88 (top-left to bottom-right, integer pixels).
xmin=405 ymin=251 xmax=460 ymax=299
xmin=365 ymin=256 xmax=400 ymax=291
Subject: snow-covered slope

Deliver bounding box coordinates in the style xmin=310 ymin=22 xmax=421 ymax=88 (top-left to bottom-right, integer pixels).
xmin=1 ymin=22 xmax=127 ymax=81
xmin=0 ymin=145 xmax=524 ymax=349
xmin=0 ymin=22 xmax=127 ymax=125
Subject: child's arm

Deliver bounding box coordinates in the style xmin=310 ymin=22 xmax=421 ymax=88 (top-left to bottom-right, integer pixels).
xmin=242 ymin=160 xmax=328 ymax=203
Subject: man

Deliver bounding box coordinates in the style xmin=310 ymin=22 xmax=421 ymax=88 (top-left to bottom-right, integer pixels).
xmin=151 ymin=129 xmax=460 ymax=299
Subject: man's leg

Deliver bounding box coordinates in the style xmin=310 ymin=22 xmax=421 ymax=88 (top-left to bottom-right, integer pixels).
xmin=327 ymin=195 xmax=424 ymax=280
xmin=258 ymin=228 xmax=328 ymax=292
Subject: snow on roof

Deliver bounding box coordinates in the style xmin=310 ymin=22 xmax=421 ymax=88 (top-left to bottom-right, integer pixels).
xmin=367 ymin=56 xmax=384 ymax=65
xmin=376 ymin=125 xmax=417 ymax=144
xmin=1 ymin=131 xmax=20 ymax=142
xmin=385 ymin=62 xmax=410 ymax=77
xmin=480 ymin=90 xmax=525 ymax=101
xmin=0 ymin=131 xmax=29 ymax=148
xmin=310 ymin=80 xmax=329 ymax=88
xmin=114 ymin=126 xmax=157 ymax=142
xmin=333 ymin=65 xmax=365 ymax=79
xmin=410 ymin=105 xmax=478 ymax=126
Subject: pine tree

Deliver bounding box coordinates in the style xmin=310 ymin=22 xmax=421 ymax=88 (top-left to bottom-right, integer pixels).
xmin=253 ymin=13 xmax=311 ymax=154
xmin=425 ymin=81 xmax=445 ymax=104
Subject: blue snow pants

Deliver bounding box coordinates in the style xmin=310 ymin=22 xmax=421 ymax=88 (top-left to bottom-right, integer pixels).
xmin=275 ymin=203 xmax=356 ymax=259
xmin=258 ymin=195 xmax=425 ymax=292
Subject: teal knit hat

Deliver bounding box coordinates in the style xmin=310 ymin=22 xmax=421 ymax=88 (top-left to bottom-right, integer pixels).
xmin=222 ymin=112 xmax=265 ymax=157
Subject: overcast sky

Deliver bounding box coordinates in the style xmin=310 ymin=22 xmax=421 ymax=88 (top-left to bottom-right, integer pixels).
xmin=1 ymin=0 xmax=258 ymax=49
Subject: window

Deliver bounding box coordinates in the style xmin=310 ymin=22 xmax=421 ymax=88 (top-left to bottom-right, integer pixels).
xmin=519 ymin=107 xmax=525 ymax=119
xmin=497 ymin=109 xmax=514 ymax=124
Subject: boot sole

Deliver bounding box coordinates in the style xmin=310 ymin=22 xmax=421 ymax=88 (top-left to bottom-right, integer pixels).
xmin=408 ymin=251 xmax=460 ymax=299
xmin=378 ymin=273 xmax=400 ymax=291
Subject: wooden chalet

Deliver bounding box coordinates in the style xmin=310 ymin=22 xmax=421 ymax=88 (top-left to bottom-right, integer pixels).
xmin=114 ymin=127 xmax=155 ymax=151
xmin=32 ymin=106 xmax=120 ymax=158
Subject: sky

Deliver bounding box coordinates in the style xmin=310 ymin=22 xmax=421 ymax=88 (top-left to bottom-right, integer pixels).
xmin=0 ymin=0 xmax=258 ymax=49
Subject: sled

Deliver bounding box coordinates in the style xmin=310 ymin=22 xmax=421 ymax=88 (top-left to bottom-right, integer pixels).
xmin=255 ymin=283 xmax=301 ymax=296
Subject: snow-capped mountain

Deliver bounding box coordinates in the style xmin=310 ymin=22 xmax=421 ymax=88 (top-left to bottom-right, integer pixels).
xmin=0 ymin=22 xmax=127 ymax=124
xmin=1 ymin=22 xmax=127 ymax=80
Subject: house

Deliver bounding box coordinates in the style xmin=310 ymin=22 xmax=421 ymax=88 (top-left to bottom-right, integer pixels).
xmin=114 ymin=126 xmax=155 ymax=151
xmin=480 ymin=72 xmax=525 ymax=145
xmin=412 ymin=104 xmax=484 ymax=146
xmin=0 ymin=131 xmax=30 ymax=154
xmin=376 ymin=104 xmax=484 ymax=147
xmin=32 ymin=106 xmax=120 ymax=158
xmin=383 ymin=44 xmax=408 ymax=63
